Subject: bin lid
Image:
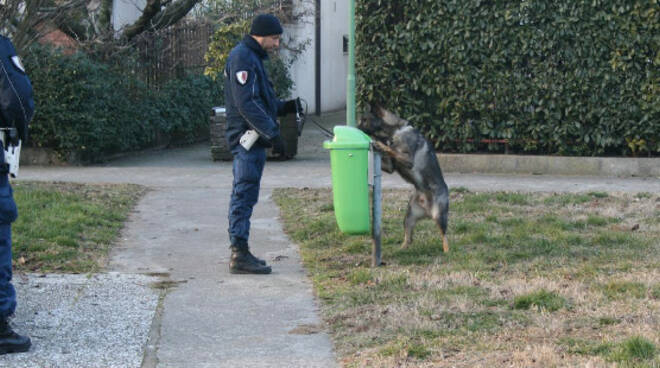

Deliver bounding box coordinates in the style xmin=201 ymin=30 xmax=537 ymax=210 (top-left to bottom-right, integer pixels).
xmin=323 ymin=126 xmax=371 ymax=149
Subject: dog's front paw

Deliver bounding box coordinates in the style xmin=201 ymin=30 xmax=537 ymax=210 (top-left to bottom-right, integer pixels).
xmin=373 ymin=141 xmax=414 ymax=169
xmin=372 ymin=140 xmax=389 ymax=153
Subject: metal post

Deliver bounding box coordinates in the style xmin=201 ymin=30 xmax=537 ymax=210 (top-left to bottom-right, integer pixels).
xmin=315 ymin=0 xmax=321 ymax=116
xmin=346 ymin=0 xmax=356 ymax=127
xmin=372 ymin=150 xmax=382 ymax=267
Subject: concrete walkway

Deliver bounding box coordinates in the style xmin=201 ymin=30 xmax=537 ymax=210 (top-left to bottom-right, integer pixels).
xmin=2 ymin=111 xmax=659 ymax=367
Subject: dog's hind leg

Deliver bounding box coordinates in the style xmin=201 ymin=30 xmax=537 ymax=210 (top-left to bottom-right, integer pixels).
xmin=402 ymin=191 xmax=427 ymax=248
xmin=439 ymin=229 xmax=449 ymax=253
xmin=431 ymin=203 xmax=450 ymax=253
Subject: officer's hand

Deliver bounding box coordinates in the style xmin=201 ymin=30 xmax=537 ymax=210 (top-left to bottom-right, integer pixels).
xmin=283 ymin=98 xmax=301 ymax=114
xmin=271 ymin=135 xmax=287 ymax=157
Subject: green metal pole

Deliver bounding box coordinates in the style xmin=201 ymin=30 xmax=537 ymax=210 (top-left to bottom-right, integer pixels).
xmin=346 ymin=0 xmax=356 ymax=127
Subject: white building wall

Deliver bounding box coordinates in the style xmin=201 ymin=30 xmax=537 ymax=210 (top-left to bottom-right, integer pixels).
xmin=287 ymin=0 xmax=348 ymax=113
xmin=320 ymin=0 xmax=348 ymax=112
xmin=112 ymin=0 xmax=145 ymax=32
xmin=284 ymin=1 xmax=316 ymax=112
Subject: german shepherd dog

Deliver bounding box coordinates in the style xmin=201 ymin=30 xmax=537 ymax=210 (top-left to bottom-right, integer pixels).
xmin=359 ymin=105 xmax=450 ymax=253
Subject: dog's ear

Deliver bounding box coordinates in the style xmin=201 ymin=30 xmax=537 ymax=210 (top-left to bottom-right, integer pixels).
xmin=371 ymin=104 xmax=385 ymax=119
xmin=378 ymin=106 xmax=409 ymax=128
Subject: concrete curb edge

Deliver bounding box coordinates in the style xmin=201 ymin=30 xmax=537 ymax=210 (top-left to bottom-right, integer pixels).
xmin=439 ymin=153 xmax=660 ymax=178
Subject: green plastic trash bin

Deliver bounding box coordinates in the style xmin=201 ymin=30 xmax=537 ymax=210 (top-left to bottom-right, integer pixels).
xmin=323 ymin=126 xmax=371 ymax=234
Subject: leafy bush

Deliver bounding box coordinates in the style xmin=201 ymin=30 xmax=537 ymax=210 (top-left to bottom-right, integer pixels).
xmin=23 ymin=45 xmax=222 ymax=162
xmin=157 ymin=73 xmax=224 ymax=144
xmin=356 ymin=0 xmax=659 ymax=156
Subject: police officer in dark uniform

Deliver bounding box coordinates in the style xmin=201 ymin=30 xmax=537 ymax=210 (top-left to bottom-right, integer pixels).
xmin=0 ymin=35 xmax=32 ymax=354
xmin=225 ymin=14 xmax=300 ymax=274
xmin=0 ymin=139 xmax=29 ymax=354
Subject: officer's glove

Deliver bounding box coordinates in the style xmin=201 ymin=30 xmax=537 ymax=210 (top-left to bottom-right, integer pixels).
xmin=271 ymin=135 xmax=287 ymax=157
xmin=283 ymin=97 xmax=301 ymax=115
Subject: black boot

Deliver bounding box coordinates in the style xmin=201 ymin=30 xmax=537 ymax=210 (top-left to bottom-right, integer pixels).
xmin=229 ymin=246 xmax=271 ymax=274
xmin=245 ymin=248 xmax=267 ymax=266
xmin=0 ymin=318 xmax=31 ymax=355
xmin=229 ymin=244 xmax=266 ymax=265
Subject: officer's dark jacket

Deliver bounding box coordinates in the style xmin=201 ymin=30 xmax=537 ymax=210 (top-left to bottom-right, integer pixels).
xmin=0 ymin=35 xmax=34 ymax=142
xmin=224 ymin=35 xmax=285 ymax=150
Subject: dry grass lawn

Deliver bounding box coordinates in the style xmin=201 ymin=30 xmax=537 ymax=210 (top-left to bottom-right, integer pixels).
xmin=274 ymin=188 xmax=659 ymax=368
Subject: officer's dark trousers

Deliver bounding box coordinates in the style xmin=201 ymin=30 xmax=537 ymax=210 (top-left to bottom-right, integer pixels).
xmin=0 ymin=143 xmax=18 ymax=319
xmin=228 ymin=145 xmax=266 ymax=248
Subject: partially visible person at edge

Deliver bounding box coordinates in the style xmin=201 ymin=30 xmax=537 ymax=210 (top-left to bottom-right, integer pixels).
xmin=0 ymin=35 xmax=31 ymax=355
xmin=0 ymin=143 xmax=29 ymax=355
xmin=224 ymin=14 xmax=301 ymax=274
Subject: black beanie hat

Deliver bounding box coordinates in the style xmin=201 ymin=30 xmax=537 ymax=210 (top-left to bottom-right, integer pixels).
xmin=250 ymin=14 xmax=283 ymax=36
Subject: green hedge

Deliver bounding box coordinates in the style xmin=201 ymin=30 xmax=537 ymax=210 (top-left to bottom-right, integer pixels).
xmin=24 ymin=46 xmax=223 ymax=162
xmin=356 ymin=0 xmax=659 ymax=156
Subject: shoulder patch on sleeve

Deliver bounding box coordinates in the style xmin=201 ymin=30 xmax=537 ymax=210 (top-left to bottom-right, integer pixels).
xmin=11 ymin=56 xmax=25 ymax=73
xmin=236 ymin=71 xmax=248 ymax=85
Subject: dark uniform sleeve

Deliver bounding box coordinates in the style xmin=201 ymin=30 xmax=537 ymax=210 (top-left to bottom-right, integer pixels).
xmin=228 ymin=56 xmax=280 ymax=141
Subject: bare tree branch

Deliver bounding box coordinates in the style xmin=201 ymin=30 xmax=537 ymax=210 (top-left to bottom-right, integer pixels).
xmin=1 ymin=0 xmax=85 ymax=52
xmin=122 ymin=0 xmax=201 ymax=41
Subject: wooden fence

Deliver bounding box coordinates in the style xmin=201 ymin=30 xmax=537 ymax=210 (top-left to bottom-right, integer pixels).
xmin=134 ymin=22 xmax=214 ymax=86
